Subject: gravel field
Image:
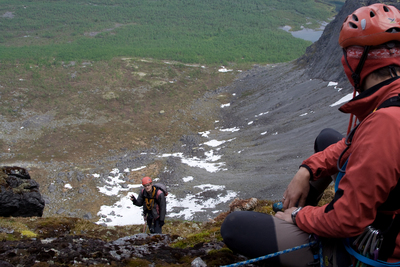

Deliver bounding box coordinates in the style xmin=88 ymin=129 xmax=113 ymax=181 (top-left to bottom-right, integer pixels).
xmin=0 ymin=61 xmax=353 ymax=223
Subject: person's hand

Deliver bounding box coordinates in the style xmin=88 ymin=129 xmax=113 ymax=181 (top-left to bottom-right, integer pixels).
xmin=275 ymin=207 xmax=297 ymax=224
xmin=282 ymin=167 xmax=311 ymax=209
xmin=130 ymin=194 xmax=136 ymax=202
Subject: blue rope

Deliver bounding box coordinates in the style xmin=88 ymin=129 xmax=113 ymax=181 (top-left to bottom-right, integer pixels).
xmin=220 ymin=240 xmax=318 ymax=267
xmin=319 ymin=240 xmax=324 ymax=267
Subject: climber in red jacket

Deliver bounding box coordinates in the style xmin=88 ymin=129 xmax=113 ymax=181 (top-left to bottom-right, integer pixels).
xmin=222 ymin=3 xmax=400 ymax=266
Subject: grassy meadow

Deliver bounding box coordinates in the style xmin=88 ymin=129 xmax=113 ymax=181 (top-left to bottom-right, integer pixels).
xmin=0 ymin=0 xmax=344 ymax=163
xmin=0 ymin=0 xmax=344 ymax=64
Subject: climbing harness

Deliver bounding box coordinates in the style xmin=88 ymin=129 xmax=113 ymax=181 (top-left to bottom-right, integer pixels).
xmin=145 ymin=186 xmax=156 ymax=210
xmin=345 ymin=238 xmax=400 ymax=266
xmin=220 ymin=239 xmax=320 ymax=267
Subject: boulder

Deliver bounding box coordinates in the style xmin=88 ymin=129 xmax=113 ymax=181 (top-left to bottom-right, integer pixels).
xmin=0 ymin=166 xmax=45 ymax=217
xmin=191 ymin=257 xmax=207 ymax=267
xmin=229 ymin=198 xmax=258 ymax=212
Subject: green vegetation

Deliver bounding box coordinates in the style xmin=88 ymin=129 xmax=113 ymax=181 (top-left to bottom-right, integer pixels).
xmin=0 ymin=186 xmax=334 ymax=243
xmin=171 ymin=226 xmax=222 ymax=249
xmin=0 ymin=0 xmax=344 ymax=64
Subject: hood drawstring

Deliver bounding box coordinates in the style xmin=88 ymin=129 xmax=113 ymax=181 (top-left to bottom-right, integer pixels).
xmin=389 ymin=65 xmax=399 ymax=78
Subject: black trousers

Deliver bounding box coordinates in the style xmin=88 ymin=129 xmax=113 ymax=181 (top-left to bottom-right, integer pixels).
xmin=146 ymin=213 xmax=163 ymax=234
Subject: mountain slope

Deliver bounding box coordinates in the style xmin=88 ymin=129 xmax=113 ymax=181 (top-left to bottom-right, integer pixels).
xmin=298 ymin=0 xmax=400 ymax=84
xmin=1 ymin=0 xmax=394 ymax=223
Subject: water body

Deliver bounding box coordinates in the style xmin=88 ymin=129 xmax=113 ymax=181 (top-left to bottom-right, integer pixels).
xmin=280 ymin=22 xmax=329 ymax=43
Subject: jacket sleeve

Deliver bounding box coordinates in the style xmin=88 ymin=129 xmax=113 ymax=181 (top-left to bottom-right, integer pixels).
xmin=157 ymin=192 xmax=166 ymax=221
xmin=132 ymin=189 xmax=145 ymax=207
xmin=301 ymin=138 xmax=346 ymax=181
xmin=296 ymin=110 xmax=400 ymax=238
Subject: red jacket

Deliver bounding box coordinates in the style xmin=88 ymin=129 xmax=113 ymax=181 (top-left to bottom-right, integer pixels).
xmin=296 ymin=77 xmax=400 ymax=262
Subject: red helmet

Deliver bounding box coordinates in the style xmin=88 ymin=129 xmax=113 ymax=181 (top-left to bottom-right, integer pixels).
xmin=142 ymin=176 xmax=152 ymax=185
xmin=339 ymin=4 xmax=400 ymax=48
xmin=339 ymin=4 xmax=400 ymax=90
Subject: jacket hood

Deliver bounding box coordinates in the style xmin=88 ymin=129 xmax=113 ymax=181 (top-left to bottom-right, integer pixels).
xmin=339 ymin=77 xmax=400 ymax=121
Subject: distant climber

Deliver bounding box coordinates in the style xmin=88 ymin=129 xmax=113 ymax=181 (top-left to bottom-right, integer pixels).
xmin=221 ymin=3 xmax=400 ymax=266
xmin=130 ymin=177 xmax=166 ymax=234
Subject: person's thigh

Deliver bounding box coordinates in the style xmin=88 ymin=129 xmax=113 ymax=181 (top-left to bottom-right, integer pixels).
xmin=221 ymin=211 xmax=314 ymax=266
xmin=273 ymin=216 xmax=316 ymax=266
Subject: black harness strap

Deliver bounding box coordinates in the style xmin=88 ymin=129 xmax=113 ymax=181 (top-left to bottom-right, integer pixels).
xmin=342 ymin=46 xmax=371 ymax=90
xmin=377 ymin=94 xmax=400 ymax=109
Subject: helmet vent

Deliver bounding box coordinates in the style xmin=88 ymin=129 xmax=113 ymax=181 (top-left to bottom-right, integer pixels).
xmin=352 ymin=14 xmax=359 ymax=21
xmin=349 ymin=22 xmax=358 ymax=29
xmin=383 ymin=5 xmax=390 ymax=12
xmin=386 ymin=27 xmax=400 ymax=33
xmin=370 ymin=11 xmax=375 ymax=18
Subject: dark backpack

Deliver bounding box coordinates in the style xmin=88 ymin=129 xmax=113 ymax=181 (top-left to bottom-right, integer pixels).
xmin=153 ymin=183 xmax=168 ymax=197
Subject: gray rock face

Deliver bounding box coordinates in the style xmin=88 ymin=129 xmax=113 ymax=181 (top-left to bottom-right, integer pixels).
xmin=298 ymin=0 xmax=400 ymax=84
xmin=0 ymin=166 xmax=45 ymax=217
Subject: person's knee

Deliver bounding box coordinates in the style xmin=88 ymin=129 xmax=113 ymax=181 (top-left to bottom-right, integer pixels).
xmin=221 ymin=212 xmax=281 ymax=261
xmin=314 ymin=128 xmax=344 ymax=153
xmin=221 ymin=211 xmax=275 ymax=244
xmin=221 ymin=212 xmax=246 ymax=236
xmin=220 ymin=212 xmax=234 ymax=240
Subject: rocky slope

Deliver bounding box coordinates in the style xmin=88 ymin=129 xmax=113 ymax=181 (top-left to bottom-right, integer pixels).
xmin=6 ymin=0 xmax=400 ymax=223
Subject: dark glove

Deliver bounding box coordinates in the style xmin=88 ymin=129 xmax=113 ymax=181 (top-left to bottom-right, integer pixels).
xmin=160 ymin=221 xmax=164 ymax=227
xmin=130 ymin=195 xmax=136 ymax=202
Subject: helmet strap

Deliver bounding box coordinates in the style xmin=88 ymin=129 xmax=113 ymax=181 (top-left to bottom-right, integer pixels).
xmin=342 ymin=46 xmax=371 ymax=90
xmin=389 ymin=65 xmax=398 ymax=78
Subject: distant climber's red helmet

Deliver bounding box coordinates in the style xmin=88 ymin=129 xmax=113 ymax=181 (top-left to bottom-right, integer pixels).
xmin=142 ymin=176 xmax=152 ymax=185
xmin=338 ymin=4 xmax=400 ymax=90
xmin=339 ymin=4 xmax=400 ymax=48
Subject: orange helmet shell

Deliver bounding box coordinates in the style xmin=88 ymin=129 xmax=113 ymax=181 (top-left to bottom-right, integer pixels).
xmin=339 ymin=4 xmax=400 ymax=48
xmin=142 ymin=176 xmax=152 ymax=185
